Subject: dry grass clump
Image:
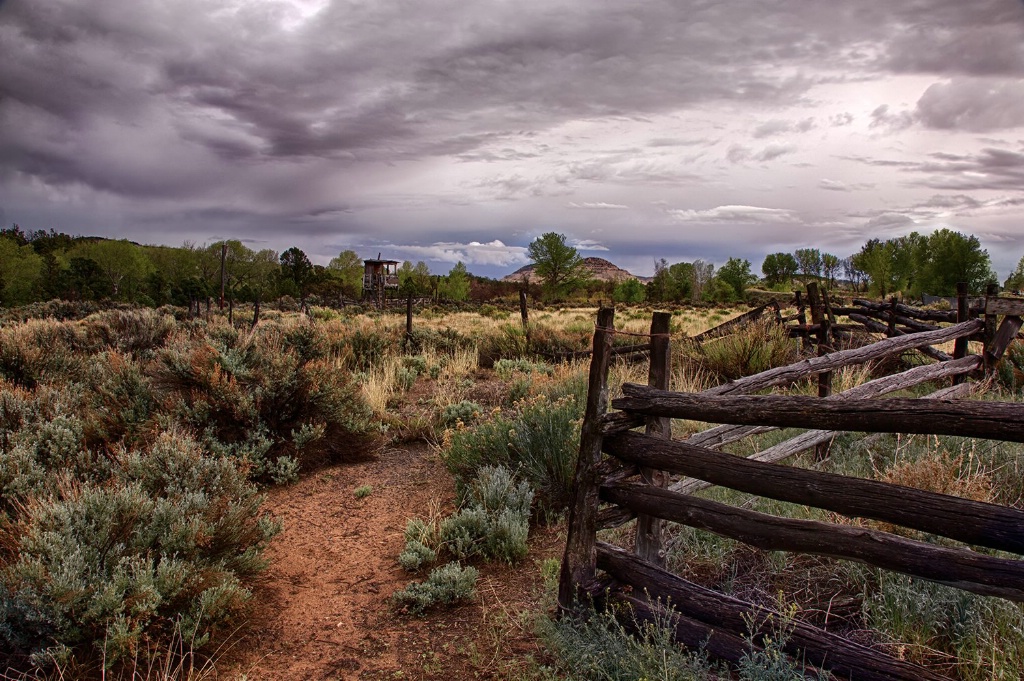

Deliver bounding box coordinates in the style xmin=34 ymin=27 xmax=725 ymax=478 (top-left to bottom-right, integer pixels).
xmin=686 ymin=318 xmax=800 ymax=382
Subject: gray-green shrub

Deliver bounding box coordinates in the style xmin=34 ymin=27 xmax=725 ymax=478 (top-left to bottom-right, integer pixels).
xmin=440 ymin=466 xmax=532 ymax=564
xmin=442 ymin=395 xmax=580 ymax=518
xmin=391 ymin=562 xmax=478 ymax=615
xmin=0 ymin=430 xmax=278 ymax=668
xmin=438 ymin=400 xmax=484 ymax=428
xmin=536 ymin=601 xmax=719 ymax=681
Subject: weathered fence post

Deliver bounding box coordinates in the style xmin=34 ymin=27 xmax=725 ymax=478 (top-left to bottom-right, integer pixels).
xmin=559 ymin=307 xmax=616 ymax=610
xmin=984 ymin=283 xmax=1000 ymax=375
xmin=795 ymin=290 xmax=807 ymax=348
xmin=886 ymin=296 xmax=898 ymax=337
xmin=404 ymin=293 xmax=414 ymax=352
xmin=953 ymin=282 xmax=969 ymax=383
xmin=807 ymin=283 xmax=832 ymax=460
xmin=519 ymin=289 xmax=530 ymax=345
xmin=636 ymin=311 xmax=671 ymax=567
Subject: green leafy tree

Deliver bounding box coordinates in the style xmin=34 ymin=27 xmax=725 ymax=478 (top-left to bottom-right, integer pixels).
xmin=761 ymin=252 xmax=798 ymax=287
xmin=70 ymin=239 xmax=152 ymax=300
xmin=279 ymin=247 xmax=313 ymax=299
xmin=647 ymin=259 xmax=694 ymax=302
xmin=821 ymin=253 xmax=840 ymax=290
xmin=716 ymin=257 xmax=755 ymax=300
xmin=612 ymin=277 xmax=646 ymax=303
xmin=238 ymin=249 xmax=279 ymax=304
xmin=1005 ymin=255 xmax=1024 ymax=293
xmin=399 ymin=261 xmax=432 ymax=296
xmin=919 ymin=229 xmax=995 ymax=295
xmin=852 ymin=239 xmax=905 ymax=297
xmin=795 ymin=248 xmax=822 ymax=282
xmin=440 ymin=261 xmax=471 ymax=301
xmin=526 ymin=232 xmax=588 ymax=299
xmin=327 ymin=249 xmax=363 ymax=298
xmin=0 ymin=236 xmax=44 ymax=305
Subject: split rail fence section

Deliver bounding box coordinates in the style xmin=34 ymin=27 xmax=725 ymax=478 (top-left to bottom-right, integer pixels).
xmin=559 ymin=295 xmax=1024 ymax=681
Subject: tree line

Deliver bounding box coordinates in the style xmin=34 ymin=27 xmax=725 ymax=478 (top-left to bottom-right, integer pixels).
xmin=0 ymin=225 xmax=476 ymax=308
xmin=1 ymin=224 xmax=1021 ymax=309
xmin=525 ymin=229 xmax=1020 ymax=305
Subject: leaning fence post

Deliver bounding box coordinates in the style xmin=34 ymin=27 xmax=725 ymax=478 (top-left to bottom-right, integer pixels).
xmin=635 ymin=311 xmax=671 ymax=567
xmin=559 ymin=306 xmax=616 ymax=610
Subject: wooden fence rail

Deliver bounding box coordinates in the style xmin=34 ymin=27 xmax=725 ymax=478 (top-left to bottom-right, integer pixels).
xmin=559 ymin=295 xmax=1024 ymax=680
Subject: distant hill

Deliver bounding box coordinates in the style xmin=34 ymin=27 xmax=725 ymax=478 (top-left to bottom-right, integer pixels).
xmin=503 ymin=257 xmax=649 ymax=284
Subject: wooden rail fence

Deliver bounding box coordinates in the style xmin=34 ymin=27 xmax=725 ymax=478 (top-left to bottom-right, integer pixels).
xmin=559 ymin=294 xmax=1024 ymax=681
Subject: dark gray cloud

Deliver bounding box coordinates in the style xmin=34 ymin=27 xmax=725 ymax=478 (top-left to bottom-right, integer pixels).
xmin=2 ymin=0 xmax=1024 ymax=279
xmin=916 ymin=78 xmax=1024 ymax=132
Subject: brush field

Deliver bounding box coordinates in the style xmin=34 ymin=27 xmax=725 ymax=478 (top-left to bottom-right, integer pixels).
xmin=1 ymin=299 xmax=1023 ymax=680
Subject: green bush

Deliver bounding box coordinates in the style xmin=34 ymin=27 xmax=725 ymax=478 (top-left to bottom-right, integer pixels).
xmin=477 ymin=324 xmax=528 ymax=368
xmin=0 ymin=320 xmax=84 ymax=389
xmin=398 ymin=540 xmax=437 ymax=572
xmin=0 ymin=430 xmax=278 ymax=669
xmin=82 ymin=308 xmax=177 ymax=358
xmin=347 ymin=327 xmax=399 ymax=370
xmin=150 ymin=323 xmax=378 ymax=481
xmin=391 ymin=562 xmax=478 ymax=615
xmin=441 ymin=466 xmax=532 ymax=564
xmin=442 ymin=395 xmax=580 ymax=518
xmin=438 ymin=400 xmax=484 ymax=428
xmin=494 ymin=358 xmax=553 ymax=381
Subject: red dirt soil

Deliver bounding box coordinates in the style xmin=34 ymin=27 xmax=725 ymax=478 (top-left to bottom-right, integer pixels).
xmin=219 ymin=444 xmax=562 ymax=680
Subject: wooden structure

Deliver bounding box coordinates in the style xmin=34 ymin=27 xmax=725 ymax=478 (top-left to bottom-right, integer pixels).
xmin=362 ymin=256 xmax=400 ymax=307
xmin=559 ymin=295 xmax=1024 ymax=680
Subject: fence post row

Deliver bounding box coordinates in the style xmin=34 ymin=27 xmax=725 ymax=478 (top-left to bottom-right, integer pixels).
xmin=561 ymin=294 xmax=1024 ymax=680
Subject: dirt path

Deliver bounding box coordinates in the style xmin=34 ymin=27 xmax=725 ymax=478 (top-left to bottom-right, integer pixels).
xmin=220 ymin=444 xmax=560 ymax=680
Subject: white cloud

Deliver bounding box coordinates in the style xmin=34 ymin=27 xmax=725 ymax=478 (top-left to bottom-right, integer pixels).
xmin=567 ymin=202 xmax=629 ymax=209
xmin=572 ymin=239 xmax=610 ymax=251
xmin=389 ymin=240 xmax=529 ymax=267
xmin=667 ymin=205 xmax=799 ymax=224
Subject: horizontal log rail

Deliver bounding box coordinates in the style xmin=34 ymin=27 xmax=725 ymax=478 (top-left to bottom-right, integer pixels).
xmin=665 ymin=379 xmax=979 ymax=498
xmin=603 ymin=430 xmax=1024 ymax=554
xmin=602 ymin=482 xmax=1024 ymax=601
xmin=852 ymin=298 xmax=960 ymax=323
xmin=986 ymin=296 xmax=1024 ymax=316
xmin=598 ymin=384 xmax=977 ymax=531
xmin=647 ymin=355 xmax=983 ymax=448
xmin=690 ymin=302 xmax=778 ymax=343
xmin=613 ymin=383 xmax=1024 ymax=443
xmin=847 ymin=314 xmax=953 ymax=361
xmin=703 ymin=319 xmax=982 ymax=395
xmin=596 ymin=542 xmax=948 ymax=681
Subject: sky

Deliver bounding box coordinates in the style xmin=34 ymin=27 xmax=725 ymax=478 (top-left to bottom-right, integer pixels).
xmin=3 ymin=0 xmax=1024 ymax=280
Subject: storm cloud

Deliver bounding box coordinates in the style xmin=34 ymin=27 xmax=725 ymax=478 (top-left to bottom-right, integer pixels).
xmin=2 ymin=0 xmax=1024 ymax=277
